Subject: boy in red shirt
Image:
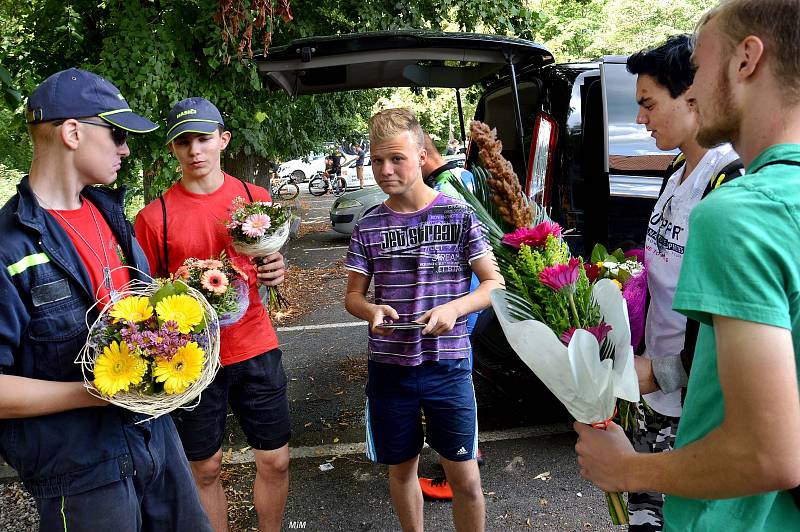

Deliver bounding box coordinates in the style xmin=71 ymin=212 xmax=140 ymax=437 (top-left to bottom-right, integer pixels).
xmin=135 ymin=97 xmax=289 ymax=532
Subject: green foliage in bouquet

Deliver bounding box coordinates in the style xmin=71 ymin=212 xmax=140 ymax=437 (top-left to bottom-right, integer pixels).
xmin=590 ymin=243 xmax=644 ymax=285
xmin=504 ymin=237 xmax=601 ymax=338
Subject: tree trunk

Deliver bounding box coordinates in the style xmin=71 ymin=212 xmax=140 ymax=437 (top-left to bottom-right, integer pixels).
xmin=224 ymin=150 xmax=271 ymax=189
xmin=142 ymin=158 xmax=165 ymax=204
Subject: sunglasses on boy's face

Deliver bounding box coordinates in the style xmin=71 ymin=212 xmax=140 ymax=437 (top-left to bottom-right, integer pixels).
xmin=52 ymin=119 xmax=129 ymax=146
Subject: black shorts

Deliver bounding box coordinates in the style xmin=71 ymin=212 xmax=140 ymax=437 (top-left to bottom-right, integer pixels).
xmin=171 ymin=348 xmax=290 ymax=461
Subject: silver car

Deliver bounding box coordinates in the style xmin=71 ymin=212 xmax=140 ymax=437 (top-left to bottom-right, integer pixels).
xmin=329 ymin=153 xmax=466 ymax=234
xmin=329 ymin=186 xmax=388 ymax=235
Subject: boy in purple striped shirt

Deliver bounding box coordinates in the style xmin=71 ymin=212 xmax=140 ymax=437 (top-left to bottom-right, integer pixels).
xmin=344 ymin=108 xmax=503 ymax=531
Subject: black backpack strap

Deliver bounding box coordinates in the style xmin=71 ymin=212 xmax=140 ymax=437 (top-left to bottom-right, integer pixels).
xmin=752 ymin=159 xmax=800 ymax=172
xmin=660 ymin=153 xmax=686 ymax=198
xmin=701 ymin=158 xmax=744 ymax=198
xmin=243 ymin=180 xmax=254 ymax=202
xmin=159 ymin=195 xmax=169 ymax=277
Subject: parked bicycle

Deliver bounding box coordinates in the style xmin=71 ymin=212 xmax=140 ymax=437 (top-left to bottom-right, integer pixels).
xmin=270 ymin=174 xmax=300 ymax=201
xmin=308 ymin=171 xmax=347 ymax=197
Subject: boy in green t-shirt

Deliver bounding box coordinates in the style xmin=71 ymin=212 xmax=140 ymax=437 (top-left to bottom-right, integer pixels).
xmin=573 ymin=1 xmax=800 ymax=531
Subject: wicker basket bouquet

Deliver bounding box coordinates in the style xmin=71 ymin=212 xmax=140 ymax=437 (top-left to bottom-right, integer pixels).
xmin=174 ymin=253 xmax=250 ymax=328
xmin=78 ymin=276 xmax=221 ymax=420
xmin=226 ymin=196 xmax=291 ymax=311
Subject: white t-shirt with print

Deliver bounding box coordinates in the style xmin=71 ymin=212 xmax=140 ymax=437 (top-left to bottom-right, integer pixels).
xmin=643 ymin=144 xmax=739 ymax=417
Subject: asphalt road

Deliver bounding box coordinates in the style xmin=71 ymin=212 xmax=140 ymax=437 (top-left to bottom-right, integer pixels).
xmin=0 ymin=187 xmax=623 ymax=532
xmin=250 ymin=188 xmax=620 ymax=531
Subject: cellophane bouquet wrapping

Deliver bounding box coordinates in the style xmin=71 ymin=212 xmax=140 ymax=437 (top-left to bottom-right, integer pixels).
xmin=226 ymin=196 xmax=290 ymax=311
xmin=78 ymin=275 xmax=221 ymax=421
xmin=174 ymin=253 xmax=250 ymax=328
xmin=448 ymin=120 xmax=640 ymax=525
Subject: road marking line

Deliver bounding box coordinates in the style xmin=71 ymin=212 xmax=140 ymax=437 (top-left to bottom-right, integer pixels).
xmin=220 ymin=423 xmax=572 ymax=464
xmin=304 ymin=246 xmax=349 ymax=251
xmin=277 ymin=321 xmax=365 ymax=332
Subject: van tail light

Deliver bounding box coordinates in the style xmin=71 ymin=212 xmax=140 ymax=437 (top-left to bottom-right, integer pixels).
xmin=526 ymin=111 xmax=558 ymax=208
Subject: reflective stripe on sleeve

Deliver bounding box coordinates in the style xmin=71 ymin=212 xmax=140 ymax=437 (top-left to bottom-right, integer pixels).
xmin=6 ymin=252 xmax=50 ymax=276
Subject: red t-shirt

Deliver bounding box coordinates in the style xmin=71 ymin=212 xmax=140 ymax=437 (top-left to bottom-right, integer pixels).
xmin=49 ymin=199 xmax=130 ymax=308
xmin=134 ymin=173 xmax=279 ymax=366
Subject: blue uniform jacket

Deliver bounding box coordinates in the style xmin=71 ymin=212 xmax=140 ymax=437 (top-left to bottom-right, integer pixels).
xmin=0 ymin=176 xmax=163 ymax=498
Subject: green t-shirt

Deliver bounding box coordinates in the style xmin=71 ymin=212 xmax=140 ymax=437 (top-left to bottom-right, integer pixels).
xmin=665 ymin=144 xmax=800 ymax=531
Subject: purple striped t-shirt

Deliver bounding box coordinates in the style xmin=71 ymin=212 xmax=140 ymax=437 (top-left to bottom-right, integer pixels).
xmin=345 ymin=193 xmax=490 ymax=366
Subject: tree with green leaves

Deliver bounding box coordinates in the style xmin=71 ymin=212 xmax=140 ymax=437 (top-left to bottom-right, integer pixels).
xmin=1 ymin=0 xmax=716 ymax=203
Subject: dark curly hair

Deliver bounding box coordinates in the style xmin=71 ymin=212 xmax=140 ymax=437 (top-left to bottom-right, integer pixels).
xmin=626 ymin=34 xmax=695 ymax=98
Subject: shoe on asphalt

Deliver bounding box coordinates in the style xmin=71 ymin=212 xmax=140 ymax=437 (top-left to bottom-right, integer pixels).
xmin=419 ymin=476 xmax=453 ymax=501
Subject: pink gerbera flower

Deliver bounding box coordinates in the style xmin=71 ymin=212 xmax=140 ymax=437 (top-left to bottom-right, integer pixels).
xmin=201 ymin=269 xmax=229 ymax=294
xmin=502 ymin=221 xmax=562 ymax=248
xmin=560 ymin=322 xmax=613 ymax=346
xmin=174 ymin=265 xmax=190 ymax=280
xmin=539 ymin=257 xmax=580 ymax=293
xmin=200 ymin=259 xmax=224 ymax=269
xmin=241 ymin=214 xmax=272 ymax=237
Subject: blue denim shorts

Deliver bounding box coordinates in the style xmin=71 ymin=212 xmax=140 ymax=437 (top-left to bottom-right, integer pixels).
xmin=365 ymin=358 xmax=478 ymax=465
xmin=171 ymin=348 xmax=290 ymax=461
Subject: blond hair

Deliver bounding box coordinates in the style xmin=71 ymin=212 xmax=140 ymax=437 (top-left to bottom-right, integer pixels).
xmin=368 ymin=108 xmax=424 ymax=150
xmin=699 ymin=0 xmax=800 ymax=102
xmin=27 ymin=122 xmax=62 ymax=162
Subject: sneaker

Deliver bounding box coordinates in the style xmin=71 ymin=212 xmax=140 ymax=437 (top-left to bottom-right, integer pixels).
xmin=477 ymin=448 xmax=485 ymax=468
xmin=418 ymin=476 xmax=453 ymax=500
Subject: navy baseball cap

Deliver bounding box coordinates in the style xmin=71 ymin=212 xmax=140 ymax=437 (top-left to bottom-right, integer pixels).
xmin=165 ymin=97 xmax=225 ymax=144
xmin=26 ymin=68 xmax=158 ymax=133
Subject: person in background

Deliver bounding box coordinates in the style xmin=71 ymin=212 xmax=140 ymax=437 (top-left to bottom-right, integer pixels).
xmin=0 ymin=68 xmax=211 ymax=531
xmin=575 ymin=1 xmax=800 ymax=530
xmin=446 ymin=137 xmax=460 ymax=155
xmin=625 ymin=34 xmax=742 ymax=531
xmin=135 ymin=97 xmax=289 ymax=532
xmin=354 ymin=143 xmax=367 ymax=189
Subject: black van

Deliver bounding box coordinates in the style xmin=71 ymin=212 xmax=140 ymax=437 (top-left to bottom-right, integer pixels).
xmin=257 ymin=32 xmax=673 ymax=416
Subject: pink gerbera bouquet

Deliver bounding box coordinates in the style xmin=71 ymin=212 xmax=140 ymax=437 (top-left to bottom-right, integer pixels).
xmin=500 ymin=222 xmax=606 ymax=344
xmin=226 ymin=196 xmax=291 ymax=311
xmin=174 ymin=253 xmax=250 ymax=327
xmin=448 ymin=120 xmax=639 ymax=526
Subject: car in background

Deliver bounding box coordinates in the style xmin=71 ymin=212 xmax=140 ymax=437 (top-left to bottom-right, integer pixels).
xmin=257 ymin=32 xmax=672 ymax=418
xmin=445 ymin=153 xmax=467 ymax=167
xmin=333 ymin=152 xmax=467 ymax=232
xmin=330 ymin=186 xmax=388 ymax=234
xmin=278 ymin=153 xmax=327 ymax=182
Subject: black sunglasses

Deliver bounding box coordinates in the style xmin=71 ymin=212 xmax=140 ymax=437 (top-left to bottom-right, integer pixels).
xmin=52 ymin=119 xmax=129 ymax=146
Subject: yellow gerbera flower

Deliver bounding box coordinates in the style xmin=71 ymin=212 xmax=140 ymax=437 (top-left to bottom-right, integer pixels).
xmin=93 ymin=341 xmax=147 ymax=397
xmin=155 ymin=294 xmax=204 ymax=334
xmin=152 ymin=342 xmax=205 ymax=394
xmin=110 ymin=296 xmax=154 ymax=323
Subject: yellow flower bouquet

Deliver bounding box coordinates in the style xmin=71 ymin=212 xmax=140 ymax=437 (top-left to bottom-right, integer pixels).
xmin=78 ymin=276 xmax=221 ymax=419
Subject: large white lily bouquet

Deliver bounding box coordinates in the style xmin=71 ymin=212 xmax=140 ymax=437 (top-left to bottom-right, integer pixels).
xmin=450 ymin=120 xmax=640 ymax=525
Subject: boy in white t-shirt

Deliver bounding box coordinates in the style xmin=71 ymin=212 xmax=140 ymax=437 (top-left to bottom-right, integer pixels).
xmin=625 ymin=34 xmax=742 ymax=531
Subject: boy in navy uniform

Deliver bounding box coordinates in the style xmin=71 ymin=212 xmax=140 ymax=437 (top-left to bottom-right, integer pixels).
xmin=0 ymin=68 xmax=210 ymax=531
